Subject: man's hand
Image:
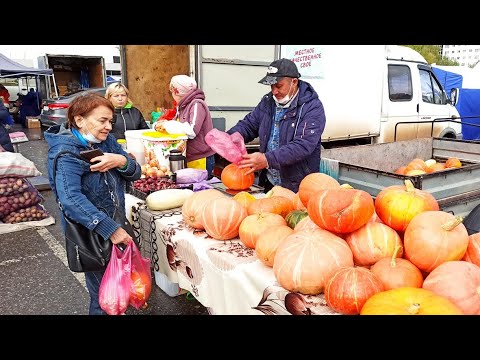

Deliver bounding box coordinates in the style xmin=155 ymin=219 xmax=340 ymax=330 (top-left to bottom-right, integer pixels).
xmin=238 ymin=152 xmax=268 ymax=175
xmin=89 ymin=153 xmax=126 ymax=173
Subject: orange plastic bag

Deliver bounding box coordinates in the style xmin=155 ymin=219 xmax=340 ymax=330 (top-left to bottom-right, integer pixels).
xmin=129 ymin=241 xmax=152 ymax=309
xmin=99 ymin=243 xmax=133 ymax=315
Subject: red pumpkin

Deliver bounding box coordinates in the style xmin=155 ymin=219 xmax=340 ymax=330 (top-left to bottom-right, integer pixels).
xmin=423 ymin=260 xmax=480 ymax=315
xmin=370 ymin=246 xmax=424 ymax=290
xmin=345 ymin=222 xmax=403 ymax=267
xmin=298 ymin=172 xmax=340 ymax=208
xmin=273 ymin=228 xmax=354 ymax=295
xmin=404 ymin=211 xmax=469 ymax=273
xmin=375 ymin=179 xmax=440 ymax=232
xmin=324 ymin=266 xmax=384 ymax=315
xmin=201 ymin=197 xmax=247 ymax=240
xmin=308 ymin=188 xmax=375 ymax=234
xmin=462 ymin=233 xmax=480 ymax=267
xmin=221 ymin=163 xmax=255 ymax=190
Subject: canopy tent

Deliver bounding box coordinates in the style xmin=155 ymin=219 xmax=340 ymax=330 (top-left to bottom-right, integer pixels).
xmin=0 ymin=53 xmax=53 ymax=78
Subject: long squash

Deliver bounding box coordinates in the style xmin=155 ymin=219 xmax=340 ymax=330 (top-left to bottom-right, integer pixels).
xmin=146 ymin=189 xmax=194 ymax=211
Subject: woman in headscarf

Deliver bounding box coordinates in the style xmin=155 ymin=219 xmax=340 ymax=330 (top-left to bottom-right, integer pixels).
xmin=105 ymin=83 xmax=150 ymax=140
xmin=154 ymin=75 xmax=216 ymax=178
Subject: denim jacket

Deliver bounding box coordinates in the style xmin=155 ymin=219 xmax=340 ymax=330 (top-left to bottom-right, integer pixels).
xmin=44 ymin=124 xmax=142 ymax=240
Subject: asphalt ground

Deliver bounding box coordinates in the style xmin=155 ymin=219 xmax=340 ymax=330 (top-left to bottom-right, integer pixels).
xmin=0 ymin=123 xmax=208 ymax=316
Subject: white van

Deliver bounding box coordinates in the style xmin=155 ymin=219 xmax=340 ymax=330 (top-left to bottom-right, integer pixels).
xmin=280 ymin=45 xmax=461 ymax=147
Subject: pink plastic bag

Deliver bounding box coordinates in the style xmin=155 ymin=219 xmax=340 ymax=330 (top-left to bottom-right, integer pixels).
xmin=99 ymin=243 xmax=133 ymax=315
xmin=129 ymin=241 xmax=152 ymax=309
xmin=205 ymin=128 xmax=247 ymax=165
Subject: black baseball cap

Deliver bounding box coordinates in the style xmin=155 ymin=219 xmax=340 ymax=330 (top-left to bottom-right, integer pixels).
xmin=258 ymin=58 xmax=301 ymax=85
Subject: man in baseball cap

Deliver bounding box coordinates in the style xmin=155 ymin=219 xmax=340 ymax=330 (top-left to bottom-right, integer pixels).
xmin=258 ymin=58 xmax=301 ymax=85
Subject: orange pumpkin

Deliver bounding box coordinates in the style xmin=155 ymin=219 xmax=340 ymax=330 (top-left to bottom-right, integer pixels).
xmin=265 ymin=185 xmax=296 ymax=205
xmin=273 ymin=228 xmax=354 ymax=295
xmin=182 ymin=189 xmax=226 ymax=229
xmin=247 ymin=196 xmax=294 ymax=218
xmin=232 ymin=191 xmax=256 ymax=209
xmin=404 ymin=211 xmax=469 ymax=273
xmin=370 ymin=246 xmax=424 ymax=290
xmin=201 ymin=197 xmax=247 ymax=240
xmin=375 ymin=179 xmax=440 ymax=232
xmin=308 ymin=188 xmax=375 ymax=234
xmin=404 ymin=158 xmax=428 ymax=174
xmin=239 ymin=212 xmax=287 ymax=249
xmin=324 ymin=266 xmax=384 ymax=315
xmin=394 ymin=166 xmax=407 ymax=175
xmin=445 ymin=157 xmax=462 ymax=169
xmin=298 ymin=172 xmax=340 ymax=208
xmin=293 ymin=216 xmax=320 ymax=232
xmin=345 ymin=222 xmax=403 ymax=267
xmin=292 ymin=193 xmax=306 ymax=210
xmin=360 ymin=287 xmax=463 ymax=315
xmin=221 ymin=163 xmax=255 ymax=190
xmin=425 ymin=162 xmax=446 ymax=173
xmin=423 ymin=260 xmax=480 ymax=315
xmin=255 ymin=225 xmax=293 ymax=267
xmin=462 ymin=232 xmax=480 ymax=266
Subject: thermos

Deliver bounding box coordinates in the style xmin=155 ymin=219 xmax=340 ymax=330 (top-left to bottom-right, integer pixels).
xmin=169 ymin=149 xmax=187 ymax=172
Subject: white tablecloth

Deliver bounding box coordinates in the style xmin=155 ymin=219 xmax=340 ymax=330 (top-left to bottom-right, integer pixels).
xmin=131 ymin=202 xmax=339 ymax=315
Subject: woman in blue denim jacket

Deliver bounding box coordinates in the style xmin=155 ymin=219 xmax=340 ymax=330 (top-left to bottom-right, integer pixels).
xmin=44 ymin=92 xmax=142 ymax=315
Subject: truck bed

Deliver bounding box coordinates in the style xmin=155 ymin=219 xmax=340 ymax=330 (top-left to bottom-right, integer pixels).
xmin=321 ymin=137 xmax=480 ymax=217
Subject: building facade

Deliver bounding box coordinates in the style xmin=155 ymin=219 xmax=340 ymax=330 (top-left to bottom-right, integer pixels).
xmin=441 ymin=45 xmax=480 ymax=67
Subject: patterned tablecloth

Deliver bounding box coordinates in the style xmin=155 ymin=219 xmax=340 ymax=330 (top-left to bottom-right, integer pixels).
xmin=130 ymin=202 xmax=339 ymax=315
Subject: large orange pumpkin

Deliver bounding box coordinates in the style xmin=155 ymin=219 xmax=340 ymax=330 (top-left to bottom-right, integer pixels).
xmin=404 ymin=211 xmax=469 ymax=273
xmin=273 ymin=228 xmax=354 ymax=295
xmin=370 ymin=246 xmax=424 ymax=290
xmin=239 ymin=212 xmax=287 ymax=249
xmin=324 ymin=266 xmax=384 ymax=315
xmin=255 ymin=225 xmax=293 ymax=267
xmin=292 ymin=193 xmax=306 ymax=210
xmin=308 ymin=188 xmax=375 ymax=234
xmin=298 ymin=172 xmax=340 ymax=208
xmin=375 ymin=179 xmax=440 ymax=232
xmin=201 ymin=197 xmax=247 ymax=240
xmin=360 ymin=287 xmax=463 ymax=315
xmin=221 ymin=163 xmax=255 ymax=190
xmin=463 ymin=233 xmax=480 ymax=266
xmin=265 ymin=185 xmax=296 ymax=205
xmin=345 ymin=222 xmax=403 ymax=267
xmin=182 ymin=189 xmax=226 ymax=229
xmin=423 ymin=260 xmax=480 ymax=315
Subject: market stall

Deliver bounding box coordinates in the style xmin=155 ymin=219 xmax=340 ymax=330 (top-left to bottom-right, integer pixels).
xmin=130 ymin=201 xmax=339 ymax=315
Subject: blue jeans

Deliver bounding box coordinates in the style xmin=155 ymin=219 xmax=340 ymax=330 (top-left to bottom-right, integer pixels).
xmin=85 ymin=270 xmax=107 ymax=315
xmin=206 ymin=155 xmax=215 ymax=179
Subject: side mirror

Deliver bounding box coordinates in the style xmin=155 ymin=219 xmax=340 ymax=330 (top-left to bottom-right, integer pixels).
xmin=450 ymin=88 xmax=459 ymax=106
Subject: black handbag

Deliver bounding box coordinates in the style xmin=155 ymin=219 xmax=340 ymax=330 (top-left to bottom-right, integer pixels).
xmin=53 ymin=150 xmax=136 ymax=273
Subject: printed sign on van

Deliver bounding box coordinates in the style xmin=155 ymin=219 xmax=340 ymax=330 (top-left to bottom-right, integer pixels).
xmin=281 ymin=45 xmax=324 ymax=79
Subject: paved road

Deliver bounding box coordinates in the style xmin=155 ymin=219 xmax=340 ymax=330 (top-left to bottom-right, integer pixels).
xmin=0 ymin=123 xmax=208 ymax=315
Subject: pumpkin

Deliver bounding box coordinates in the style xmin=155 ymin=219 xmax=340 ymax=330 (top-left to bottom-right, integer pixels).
xmin=370 ymin=246 xmax=424 ymax=290
xmin=130 ymin=270 xmax=152 ymax=309
xmin=201 ymin=197 xmax=247 ymax=240
xmin=221 ymin=163 xmax=255 ymax=190
xmin=425 ymin=162 xmax=446 ymax=173
xmin=182 ymin=189 xmax=226 ymax=229
xmin=285 ymin=210 xmax=309 ymax=229
xmin=360 ymin=287 xmax=463 ymax=315
xmin=423 ymin=261 xmax=480 ymax=315
xmin=345 ymin=222 xmax=403 ymax=267
xmin=294 ymin=216 xmax=320 ymax=232
xmin=375 ymin=179 xmax=440 ymax=232
xmin=404 ymin=158 xmax=428 ymax=174
xmin=239 ymin=212 xmax=287 ymax=249
xmin=308 ymin=188 xmax=375 ymax=234
xmin=247 ymin=196 xmax=294 ymax=218
xmin=324 ymin=266 xmax=384 ymax=315
xmin=232 ymin=191 xmax=256 ymax=209
xmin=394 ymin=166 xmax=407 ymax=175
xmin=265 ymin=185 xmax=296 ymax=205
xmin=463 ymin=233 xmax=480 ymax=267
xmin=273 ymin=228 xmax=354 ymax=295
xmin=255 ymin=225 xmax=293 ymax=267
xmin=445 ymin=157 xmax=462 ymax=169
xmin=292 ymin=193 xmax=306 ymax=210
xmin=298 ymin=172 xmax=340 ymax=208
xmin=404 ymin=211 xmax=469 ymax=273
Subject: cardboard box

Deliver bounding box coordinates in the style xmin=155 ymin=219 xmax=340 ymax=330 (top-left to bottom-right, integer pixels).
xmin=27 ymin=117 xmax=41 ymax=129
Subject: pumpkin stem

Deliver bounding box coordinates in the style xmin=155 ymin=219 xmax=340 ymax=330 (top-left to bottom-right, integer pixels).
xmin=404 ymin=179 xmax=415 ymax=193
xmin=340 ymin=183 xmax=354 ymax=189
xmin=390 ymin=246 xmax=402 ymax=267
xmin=441 ymin=216 xmax=464 ymax=231
xmin=407 ymin=303 xmax=421 ymax=315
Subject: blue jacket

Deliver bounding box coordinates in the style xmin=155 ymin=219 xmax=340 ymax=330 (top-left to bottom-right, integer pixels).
xmin=227 ymin=80 xmax=326 ymax=192
xmin=44 ymin=124 xmax=142 ymax=240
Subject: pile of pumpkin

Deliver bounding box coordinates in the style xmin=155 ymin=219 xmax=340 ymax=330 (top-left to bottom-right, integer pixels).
xmin=394 ymin=157 xmax=462 ymax=176
xmin=182 ymin=163 xmax=480 ymax=315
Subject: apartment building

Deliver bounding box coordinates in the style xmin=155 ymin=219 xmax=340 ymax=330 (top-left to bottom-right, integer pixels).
xmin=441 ymin=45 xmax=480 ymax=67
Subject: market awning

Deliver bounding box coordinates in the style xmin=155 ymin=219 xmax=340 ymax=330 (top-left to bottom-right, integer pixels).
xmin=0 ymin=52 xmax=53 ymax=78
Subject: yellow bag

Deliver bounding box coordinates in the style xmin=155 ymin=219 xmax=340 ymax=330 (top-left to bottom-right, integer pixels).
xmin=187 ymin=158 xmax=206 ymax=170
